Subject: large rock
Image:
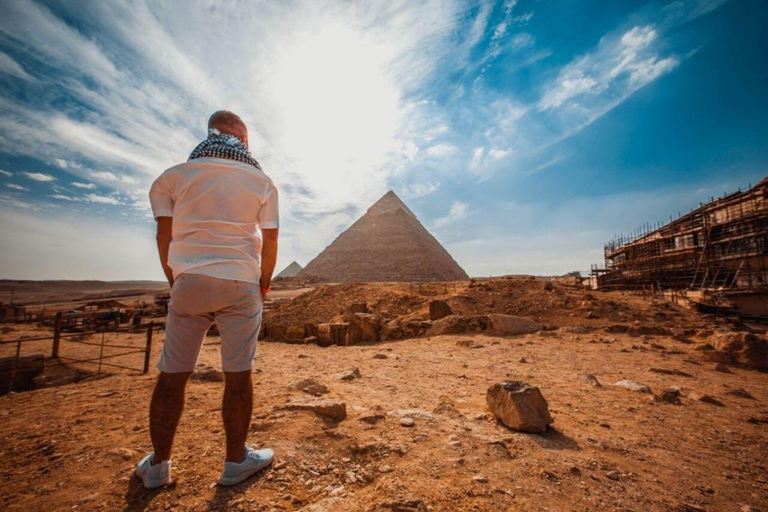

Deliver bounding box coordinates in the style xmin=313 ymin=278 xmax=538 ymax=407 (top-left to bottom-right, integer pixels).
xmin=281 ymin=398 xmax=347 ymax=421
xmin=285 ymin=325 xmax=306 ymax=340
xmin=429 ymin=300 xmax=453 ymax=321
xmin=711 ymin=332 xmax=768 ymax=370
xmin=0 ymin=353 xmax=45 ymax=394
xmin=486 ymin=381 xmax=553 ymax=433
xmin=425 ymin=315 xmax=469 ymax=336
xmin=343 ymin=303 xmax=369 ymax=322
xmin=613 ymin=380 xmax=652 ymax=393
xmin=265 ymin=324 xmax=287 ymax=342
xmin=346 ymin=313 xmax=381 ymax=344
xmin=485 ymin=314 xmax=543 ymax=336
xmin=317 ymin=323 xmax=349 ymax=347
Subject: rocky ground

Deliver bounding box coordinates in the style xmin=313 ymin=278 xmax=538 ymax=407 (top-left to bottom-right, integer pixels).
xmin=0 ymin=280 xmax=767 ymax=511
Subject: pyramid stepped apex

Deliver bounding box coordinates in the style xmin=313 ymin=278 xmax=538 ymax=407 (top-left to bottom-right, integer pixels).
xmin=367 ymin=190 xmax=415 ymax=218
xmin=297 ymin=192 xmax=468 ymax=283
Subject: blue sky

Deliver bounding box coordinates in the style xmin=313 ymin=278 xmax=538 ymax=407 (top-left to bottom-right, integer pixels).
xmin=0 ymin=0 xmax=766 ymax=280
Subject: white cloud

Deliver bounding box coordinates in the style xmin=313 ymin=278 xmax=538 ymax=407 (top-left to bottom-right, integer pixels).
xmin=402 ymin=140 xmax=419 ymax=162
xmin=434 ymin=200 xmax=469 ymax=228
xmin=425 ymin=143 xmax=459 ymax=158
xmin=0 ymin=170 xmax=12 ymax=177
xmin=50 ymin=194 xmax=80 ymax=201
xmin=470 ymin=147 xmax=485 ymax=169
xmin=52 ymin=158 xmax=82 ymax=170
xmin=488 ymin=148 xmax=512 ymax=159
xmin=21 ymin=171 xmax=55 ymax=182
xmin=72 ymin=182 xmax=96 ymax=189
xmin=0 ymin=51 xmax=34 ymax=81
xmin=85 ymin=193 xmax=121 ymax=205
xmin=398 ymin=182 xmax=440 ymax=200
xmin=6 ymin=183 xmax=29 ymax=191
xmin=539 ymin=24 xmax=678 ymax=113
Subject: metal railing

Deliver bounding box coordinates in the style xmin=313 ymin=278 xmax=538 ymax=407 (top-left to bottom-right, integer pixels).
xmin=1 ymin=312 xmax=163 ymax=395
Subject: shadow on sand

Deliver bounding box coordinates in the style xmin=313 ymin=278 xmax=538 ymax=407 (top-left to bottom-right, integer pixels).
xmin=526 ymin=427 xmax=581 ymax=451
xmin=124 ymin=475 xmax=175 ymax=512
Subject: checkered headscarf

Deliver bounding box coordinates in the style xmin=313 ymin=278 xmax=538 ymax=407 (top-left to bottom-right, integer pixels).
xmin=188 ymin=128 xmax=262 ymax=171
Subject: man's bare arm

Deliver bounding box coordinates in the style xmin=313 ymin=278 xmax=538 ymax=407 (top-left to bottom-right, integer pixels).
xmin=156 ymin=217 xmax=174 ymax=288
xmin=260 ymin=228 xmax=279 ymax=293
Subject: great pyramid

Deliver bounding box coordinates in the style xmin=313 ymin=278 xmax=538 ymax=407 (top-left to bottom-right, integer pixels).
xmin=297 ymin=191 xmax=468 ymax=282
xmin=275 ymin=261 xmax=303 ymax=279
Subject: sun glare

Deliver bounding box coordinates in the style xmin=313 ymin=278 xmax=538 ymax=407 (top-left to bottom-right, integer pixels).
xmin=269 ymin=22 xmax=401 ymax=207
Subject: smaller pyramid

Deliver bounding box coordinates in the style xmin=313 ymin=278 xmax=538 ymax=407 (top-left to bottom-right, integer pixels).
xmin=275 ymin=261 xmax=303 ymax=279
xmin=297 ymin=191 xmax=468 ymax=282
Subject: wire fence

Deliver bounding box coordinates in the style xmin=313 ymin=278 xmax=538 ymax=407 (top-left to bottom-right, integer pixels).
xmin=1 ymin=312 xmax=164 ymax=395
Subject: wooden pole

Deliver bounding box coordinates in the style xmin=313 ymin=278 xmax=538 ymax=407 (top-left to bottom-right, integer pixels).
xmin=52 ymin=311 xmax=63 ymax=358
xmin=143 ymin=322 xmax=154 ymax=374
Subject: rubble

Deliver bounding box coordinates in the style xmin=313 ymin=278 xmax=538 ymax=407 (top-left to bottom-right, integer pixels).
xmin=485 ymin=314 xmax=543 ymax=336
xmin=711 ymin=332 xmax=768 ymax=370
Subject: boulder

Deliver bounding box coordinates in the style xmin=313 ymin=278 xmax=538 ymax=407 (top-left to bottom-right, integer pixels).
xmin=485 ymin=314 xmax=543 ymax=336
xmin=346 ymin=313 xmax=381 ymax=344
xmin=699 ymin=349 xmax=733 ymax=364
xmin=343 ymin=303 xmax=369 ymax=322
xmin=265 ymin=324 xmax=287 ymax=342
xmin=285 ymin=325 xmax=306 ymax=340
xmin=486 ymin=381 xmax=553 ymax=433
xmin=711 ymin=332 xmax=768 ymax=370
xmin=429 ymin=300 xmax=453 ymax=321
xmin=317 ymin=323 xmax=349 ymax=347
xmin=281 ymin=398 xmax=347 ymax=421
xmin=295 ymin=378 xmax=329 ymax=396
xmin=0 ymin=353 xmax=45 ymax=394
xmin=613 ymin=380 xmax=652 ymax=393
xmin=426 ymin=315 xmax=469 ymax=336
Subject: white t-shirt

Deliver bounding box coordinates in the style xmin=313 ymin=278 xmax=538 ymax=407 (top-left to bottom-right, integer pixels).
xmin=149 ymin=157 xmax=279 ymax=284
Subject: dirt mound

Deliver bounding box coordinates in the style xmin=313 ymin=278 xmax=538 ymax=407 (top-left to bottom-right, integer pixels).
xmin=265 ymin=277 xmax=703 ymax=335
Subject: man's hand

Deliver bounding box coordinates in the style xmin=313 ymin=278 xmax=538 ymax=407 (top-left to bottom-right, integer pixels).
xmin=260 ymin=228 xmax=278 ymax=299
xmin=156 ymin=217 xmax=174 ymax=288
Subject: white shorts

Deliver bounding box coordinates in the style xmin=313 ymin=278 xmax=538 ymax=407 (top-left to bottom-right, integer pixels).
xmin=157 ymin=273 xmax=263 ymax=373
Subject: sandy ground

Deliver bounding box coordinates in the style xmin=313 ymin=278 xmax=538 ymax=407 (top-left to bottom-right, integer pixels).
xmin=0 ymin=308 xmax=766 ymax=511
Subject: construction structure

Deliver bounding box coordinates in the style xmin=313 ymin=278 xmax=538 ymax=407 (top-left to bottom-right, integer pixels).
xmin=592 ymin=178 xmax=768 ymax=312
xmin=297 ymin=191 xmax=469 ymax=283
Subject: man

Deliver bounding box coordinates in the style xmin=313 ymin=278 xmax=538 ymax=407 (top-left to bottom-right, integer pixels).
xmin=135 ymin=111 xmax=279 ymax=489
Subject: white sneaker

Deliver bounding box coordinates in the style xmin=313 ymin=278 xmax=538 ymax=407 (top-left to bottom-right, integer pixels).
xmin=218 ymin=446 xmax=274 ymax=486
xmin=135 ymin=453 xmax=172 ymax=489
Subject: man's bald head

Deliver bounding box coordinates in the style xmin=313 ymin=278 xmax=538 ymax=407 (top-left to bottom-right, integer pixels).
xmin=208 ymin=110 xmax=248 ymax=146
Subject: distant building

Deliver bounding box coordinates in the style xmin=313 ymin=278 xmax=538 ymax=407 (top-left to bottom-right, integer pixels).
xmin=593 ymin=177 xmax=768 ymax=297
xmin=0 ymin=303 xmax=26 ymax=320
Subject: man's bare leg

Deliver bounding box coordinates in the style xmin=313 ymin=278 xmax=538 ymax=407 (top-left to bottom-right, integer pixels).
xmin=223 ymin=370 xmax=253 ymax=462
xmin=150 ymin=371 xmax=191 ymax=463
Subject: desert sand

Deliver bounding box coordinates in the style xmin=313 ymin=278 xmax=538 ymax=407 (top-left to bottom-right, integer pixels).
xmin=0 ymin=278 xmax=766 ymax=511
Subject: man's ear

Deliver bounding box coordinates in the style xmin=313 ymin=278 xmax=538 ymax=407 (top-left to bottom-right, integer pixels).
xmin=243 ymin=133 xmax=249 ymax=149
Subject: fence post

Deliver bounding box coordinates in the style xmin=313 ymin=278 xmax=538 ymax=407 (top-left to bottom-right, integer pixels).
xmin=143 ymin=322 xmax=154 ymax=374
xmin=52 ymin=312 xmax=63 ymax=358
